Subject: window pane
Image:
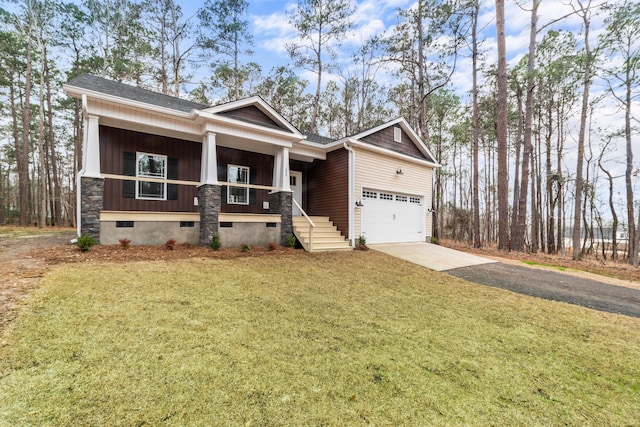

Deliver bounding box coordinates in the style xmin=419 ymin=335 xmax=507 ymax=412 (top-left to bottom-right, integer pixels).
xmin=138 ymin=154 xmax=166 ymax=178
xmin=228 ymin=165 xmax=249 ymax=205
xmin=138 ymin=181 xmax=165 ymax=199
xmin=228 ymin=186 xmax=248 ymax=204
xmin=229 ymin=165 xmax=248 ymax=184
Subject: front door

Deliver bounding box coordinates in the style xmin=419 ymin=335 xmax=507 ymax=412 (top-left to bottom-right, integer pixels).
xmin=290 ymin=171 xmax=303 ymax=216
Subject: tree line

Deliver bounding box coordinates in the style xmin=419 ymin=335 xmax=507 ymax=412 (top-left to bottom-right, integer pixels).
xmin=0 ymin=0 xmax=638 ymax=265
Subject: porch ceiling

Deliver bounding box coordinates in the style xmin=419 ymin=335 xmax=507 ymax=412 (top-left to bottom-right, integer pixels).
xmin=215 ymin=133 xmax=282 ymax=156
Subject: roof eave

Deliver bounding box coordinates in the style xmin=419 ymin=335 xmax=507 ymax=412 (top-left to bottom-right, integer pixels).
xmin=63 ymin=83 xmax=195 ymax=118
xmin=350 ymin=139 xmax=440 ymax=168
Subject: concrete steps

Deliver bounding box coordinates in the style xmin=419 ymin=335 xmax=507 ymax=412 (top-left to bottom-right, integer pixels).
xmin=292 ymin=216 xmax=352 ymax=252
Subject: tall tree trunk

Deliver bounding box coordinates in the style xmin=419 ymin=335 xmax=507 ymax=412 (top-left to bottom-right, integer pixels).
xmin=44 ymin=48 xmax=62 ymax=226
xmin=512 ymin=0 xmax=538 ymax=252
xmin=556 ymin=99 xmax=565 ymax=256
xmin=495 ymin=0 xmax=510 ymax=250
xmin=624 ymin=60 xmax=636 ymax=265
xmin=545 ymin=94 xmax=556 ymax=253
xmin=37 ymin=32 xmax=47 ymax=228
xmin=511 ymin=85 xmax=523 ymax=240
xmin=572 ymin=1 xmax=593 ymax=260
xmin=0 ymin=155 xmax=4 ymax=225
xmin=472 ymin=0 xmax=480 ymax=248
xmin=9 ymin=77 xmax=29 ymax=225
xmin=635 ymin=208 xmax=640 ymax=268
xmin=20 ymin=31 xmax=33 ymax=226
xmin=417 ymin=2 xmax=427 ymax=140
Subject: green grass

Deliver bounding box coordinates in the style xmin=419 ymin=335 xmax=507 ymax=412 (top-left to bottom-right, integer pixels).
xmin=1 ymin=251 xmax=639 ymax=426
xmin=522 ymin=260 xmax=568 ymax=271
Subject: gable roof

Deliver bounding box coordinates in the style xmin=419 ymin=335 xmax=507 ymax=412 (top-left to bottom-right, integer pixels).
xmin=201 ymin=96 xmax=301 ymax=135
xmin=345 ymin=117 xmax=438 ymax=164
xmin=65 ymin=74 xmax=208 ymax=113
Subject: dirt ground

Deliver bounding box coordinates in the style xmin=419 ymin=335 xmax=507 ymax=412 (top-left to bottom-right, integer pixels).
xmin=2 ymin=229 xmax=640 ymax=332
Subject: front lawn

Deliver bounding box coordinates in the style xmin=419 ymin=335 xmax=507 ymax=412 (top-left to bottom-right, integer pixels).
xmin=0 ymin=251 xmax=638 ymax=425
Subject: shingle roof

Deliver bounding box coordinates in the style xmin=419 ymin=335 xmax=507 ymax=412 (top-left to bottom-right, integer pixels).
xmin=65 ymin=74 xmax=208 ymax=113
xmin=303 ymin=132 xmax=336 ymax=145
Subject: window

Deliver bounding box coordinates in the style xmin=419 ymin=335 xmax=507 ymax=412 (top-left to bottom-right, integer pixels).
xmin=396 ymin=195 xmax=408 ymax=202
xmin=380 ymin=193 xmax=393 ymax=200
xmin=410 ymin=197 xmax=422 ymax=205
xmin=228 ymin=165 xmax=249 ymax=205
xmin=393 ymin=127 xmax=402 ymax=143
xmin=137 ymin=152 xmax=166 ymax=200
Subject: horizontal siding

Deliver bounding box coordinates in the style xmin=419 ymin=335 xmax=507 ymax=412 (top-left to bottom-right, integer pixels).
xmin=307 ymin=148 xmax=349 ymax=237
xmin=354 ymin=149 xmax=433 ymax=239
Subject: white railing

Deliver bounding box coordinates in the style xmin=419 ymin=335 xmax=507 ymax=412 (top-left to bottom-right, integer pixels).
xmin=292 ymin=198 xmax=315 ymax=251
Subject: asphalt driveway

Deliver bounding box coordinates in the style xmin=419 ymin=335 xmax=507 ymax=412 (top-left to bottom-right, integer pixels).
xmin=370 ymin=242 xmax=640 ymax=318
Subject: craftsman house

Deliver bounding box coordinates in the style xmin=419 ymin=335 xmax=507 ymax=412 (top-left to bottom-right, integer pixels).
xmin=64 ymin=74 xmax=438 ymax=251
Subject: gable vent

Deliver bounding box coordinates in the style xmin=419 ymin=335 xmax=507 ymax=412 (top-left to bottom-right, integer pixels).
xmin=393 ymin=127 xmax=402 ymax=143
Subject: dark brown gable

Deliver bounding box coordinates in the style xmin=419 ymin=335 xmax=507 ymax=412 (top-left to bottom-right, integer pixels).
xmin=360 ymin=126 xmax=431 ymax=161
xmin=218 ymin=105 xmax=290 ymax=132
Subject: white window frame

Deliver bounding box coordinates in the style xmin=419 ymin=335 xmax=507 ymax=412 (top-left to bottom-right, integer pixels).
xmin=136 ymin=152 xmax=167 ymax=200
xmin=227 ymin=164 xmax=250 ymax=205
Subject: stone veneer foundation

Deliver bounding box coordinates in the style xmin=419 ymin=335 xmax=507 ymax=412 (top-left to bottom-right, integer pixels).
xmin=269 ymin=191 xmax=293 ymax=246
xmin=80 ymin=176 xmax=104 ymax=241
xmin=198 ymin=184 xmax=221 ymax=246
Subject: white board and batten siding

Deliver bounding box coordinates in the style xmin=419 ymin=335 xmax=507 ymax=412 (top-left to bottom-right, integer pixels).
xmin=89 ymin=100 xmax=202 ymax=143
xmin=354 ymin=149 xmax=433 ymax=244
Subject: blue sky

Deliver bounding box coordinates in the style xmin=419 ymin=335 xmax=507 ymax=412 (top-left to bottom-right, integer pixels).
xmin=176 ymin=0 xmax=615 ymax=97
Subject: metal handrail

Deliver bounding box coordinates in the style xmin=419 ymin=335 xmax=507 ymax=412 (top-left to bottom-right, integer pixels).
xmin=292 ymin=198 xmax=315 ymax=251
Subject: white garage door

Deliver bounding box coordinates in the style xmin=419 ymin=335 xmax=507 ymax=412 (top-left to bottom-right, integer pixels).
xmin=360 ymin=189 xmax=424 ymax=244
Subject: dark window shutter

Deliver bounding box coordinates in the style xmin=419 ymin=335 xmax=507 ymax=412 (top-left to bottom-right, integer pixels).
xmin=123 ymin=151 xmax=135 ymax=198
xmin=249 ymin=168 xmax=257 ymax=205
xmin=219 ymin=164 xmax=227 ymax=203
xmin=167 ymin=157 xmax=178 ymax=200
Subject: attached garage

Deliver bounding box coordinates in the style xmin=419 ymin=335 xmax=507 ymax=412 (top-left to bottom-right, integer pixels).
xmin=360 ymin=189 xmax=425 ymax=244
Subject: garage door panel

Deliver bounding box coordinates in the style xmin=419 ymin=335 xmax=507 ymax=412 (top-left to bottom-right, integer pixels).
xmin=361 ymin=189 xmax=424 ymax=244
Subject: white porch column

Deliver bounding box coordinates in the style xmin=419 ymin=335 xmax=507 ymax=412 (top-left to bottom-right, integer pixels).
xmin=201 ymin=131 xmax=219 ymax=185
xmin=82 ymin=114 xmax=101 ymax=178
xmin=281 ymin=147 xmax=291 ymax=192
xmin=272 ymin=150 xmax=283 ymax=189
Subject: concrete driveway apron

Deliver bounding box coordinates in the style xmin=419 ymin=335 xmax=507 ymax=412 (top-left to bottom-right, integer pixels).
xmin=368 ymin=242 xmax=497 ymax=271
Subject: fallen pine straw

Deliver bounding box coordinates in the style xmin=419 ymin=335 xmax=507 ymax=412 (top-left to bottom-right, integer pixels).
xmin=0 ymin=251 xmax=638 ymax=425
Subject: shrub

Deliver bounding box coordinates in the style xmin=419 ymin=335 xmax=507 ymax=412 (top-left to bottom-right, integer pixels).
xmin=165 ymin=239 xmax=176 ymax=250
xmin=267 ymin=241 xmax=278 ymax=251
xmin=210 ymin=233 xmax=222 ymax=251
xmin=76 ymin=234 xmax=97 ymax=252
xmin=119 ymin=238 xmax=131 ymax=249
xmin=285 ymin=234 xmax=297 ymax=248
xmin=356 ymin=235 xmax=369 ymax=251
xmin=430 ymin=237 xmax=440 ymax=245
xmin=240 ymin=244 xmax=251 ymax=252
